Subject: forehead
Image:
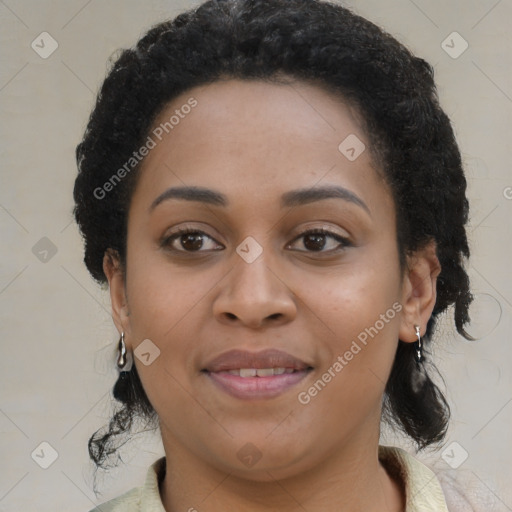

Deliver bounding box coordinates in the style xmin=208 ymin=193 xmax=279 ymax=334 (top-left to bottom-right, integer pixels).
xmin=131 ymin=78 xmax=392 ymax=217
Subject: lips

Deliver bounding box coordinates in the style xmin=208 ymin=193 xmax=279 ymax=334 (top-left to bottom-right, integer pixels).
xmin=202 ymin=349 xmax=313 ymax=400
xmin=203 ymin=348 xmax=310 ymax=372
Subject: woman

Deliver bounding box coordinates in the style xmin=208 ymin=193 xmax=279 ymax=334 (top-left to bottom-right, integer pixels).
xmin=73 ymin=0 xmax=481 ymax=510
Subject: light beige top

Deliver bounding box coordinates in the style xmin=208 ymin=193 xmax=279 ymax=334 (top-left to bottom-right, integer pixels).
xmin=89 ymin=446 xmax=450 ymax=511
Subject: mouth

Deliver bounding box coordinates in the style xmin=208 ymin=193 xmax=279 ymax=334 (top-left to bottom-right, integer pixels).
xmin=202 ymin=349 xmax=313 ymax=400
xmin=217 ymin=367 xmax=299 ymax=377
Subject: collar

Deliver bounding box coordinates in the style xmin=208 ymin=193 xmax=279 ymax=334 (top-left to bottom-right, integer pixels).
xmin=379 ymin=445 xmax=450 ymax=511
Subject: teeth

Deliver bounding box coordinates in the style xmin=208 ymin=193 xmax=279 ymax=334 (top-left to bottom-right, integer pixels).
xmin=229 ymin=367 xmax=291 ymax=377
xmin=256 ymin=368 xmax=275 ymax=377
xmin=239 ymin=368 xmax=257 ymax=377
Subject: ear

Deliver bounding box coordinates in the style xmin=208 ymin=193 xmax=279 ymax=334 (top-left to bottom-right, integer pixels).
xmin=103 ymin=249 xmax=131 ymax=343
xmin=398 ymin=239 xmax=441 ymax=342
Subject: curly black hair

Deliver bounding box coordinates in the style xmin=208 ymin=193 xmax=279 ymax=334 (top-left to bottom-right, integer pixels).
xmin=73 ymin=0 xmax=472 ymax=469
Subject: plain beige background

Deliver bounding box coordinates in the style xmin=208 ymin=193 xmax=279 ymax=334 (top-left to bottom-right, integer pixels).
xmin=0 ymin=0 xmax=511 ymax=510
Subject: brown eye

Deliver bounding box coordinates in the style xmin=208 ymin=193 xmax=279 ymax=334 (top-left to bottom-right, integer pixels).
xmin=180 ymin=233 xmax=205 ymax=251
xmin=303 ymin=232 xmax=328 ymax=251
xmin=288 ymin=229 xmax=351 ymax=253
xmin=162 ymin=229 xmax=223 ymax=253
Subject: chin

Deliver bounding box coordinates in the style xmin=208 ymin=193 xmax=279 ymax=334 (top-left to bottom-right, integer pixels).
xmin=206 ymin=441 xmax=315 ymax=482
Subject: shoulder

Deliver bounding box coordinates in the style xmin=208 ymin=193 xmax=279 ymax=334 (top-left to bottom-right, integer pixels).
xmin=88 ymin=457 xmax=166 ymax=512
xmin=88 ymin=486 xmax=142 ymax=512
xmin=435 ymin=466 xmax=509 ymax=512
xmin=381 ymin=445 xmax=508 ymax=512
xmin=380 ymin=445 xmax=449 ymax=511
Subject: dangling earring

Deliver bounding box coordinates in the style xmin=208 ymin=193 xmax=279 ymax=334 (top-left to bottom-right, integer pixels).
xmin=117 ymin=332 xmax=131 ymax=370
xmin=414 ymin=325 xmax=423 ymax=364
xmin=411 ymin=325 xmax=427 ymax=393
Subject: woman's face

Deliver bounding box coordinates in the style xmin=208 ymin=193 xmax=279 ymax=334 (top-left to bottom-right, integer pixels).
xmin=107 ymin=79 xmax=433 ymax=480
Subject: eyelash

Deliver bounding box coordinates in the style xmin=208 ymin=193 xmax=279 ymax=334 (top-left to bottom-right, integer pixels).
xmin=161 ymin=227 xmax=352 ymax=255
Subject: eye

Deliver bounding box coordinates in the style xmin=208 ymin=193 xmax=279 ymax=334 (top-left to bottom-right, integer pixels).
xmin=161 ymin=228 xmax=224 ymax=253
xmin=161 ymin=227 xmax=351 ymax=254
xmin=287 ymin=228 xmax=351 ymax=253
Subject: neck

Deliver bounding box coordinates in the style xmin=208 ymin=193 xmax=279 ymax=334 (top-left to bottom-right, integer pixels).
xmin=159 ymin=430 xmax=404 ymax=512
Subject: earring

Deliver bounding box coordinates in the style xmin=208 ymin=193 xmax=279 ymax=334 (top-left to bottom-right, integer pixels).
xmin=414 ymin=325 xmax=423 ymax=364
xmin=117 ymin=332 xmax=128 ymax=370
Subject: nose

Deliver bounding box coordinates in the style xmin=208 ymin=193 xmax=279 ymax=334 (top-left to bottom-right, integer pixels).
xmin=212 ymin=255 xmax=297 ymax=329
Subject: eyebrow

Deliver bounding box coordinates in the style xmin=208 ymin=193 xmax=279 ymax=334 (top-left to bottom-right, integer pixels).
xmin=150 ymin=185 xmax=370 ymax=215
xmin=150 ymin=186 xmax=228 ymax=211
xmin=281 ymin=186 xmax=370 ymax=215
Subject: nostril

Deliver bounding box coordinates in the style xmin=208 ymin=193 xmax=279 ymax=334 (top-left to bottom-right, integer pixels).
xmin=225 ymin=312 xmax=237 ymax=320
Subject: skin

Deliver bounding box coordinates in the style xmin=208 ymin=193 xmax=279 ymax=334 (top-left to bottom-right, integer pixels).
xmin=104 ymin=78 xmax=440 ymax=511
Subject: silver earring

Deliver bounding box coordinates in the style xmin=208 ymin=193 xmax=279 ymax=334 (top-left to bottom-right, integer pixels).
xmin=414 ymin=325 xmax=423 ymax=364
xmin=117 ymin=332 xmax=128 ymax=369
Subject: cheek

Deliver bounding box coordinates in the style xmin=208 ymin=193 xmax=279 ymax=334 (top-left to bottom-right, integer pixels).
xmin=124 ymin=261 xmax=210 ymax=427
xmin=295 ymin=255 xmax=402 ymax=398
xmin=298 ymin=255 xmax=401 ymax=335
xmin=123 ymin=253 xmax=230 ymax=402
xmin=125 ymin=250 xmax=215 ymax=339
